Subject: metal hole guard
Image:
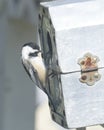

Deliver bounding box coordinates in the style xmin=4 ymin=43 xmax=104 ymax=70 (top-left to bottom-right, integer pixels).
xmin=78 ymin=52 xmax=101 ymax=86
xmin=50 ymin=53 xmax=104 ymax=86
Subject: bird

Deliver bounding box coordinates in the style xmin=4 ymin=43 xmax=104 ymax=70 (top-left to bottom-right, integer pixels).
xmin=21 ymin=42 xmax=47 ymax=90
xmin=21 ymin=42 xmax=56 ymax=110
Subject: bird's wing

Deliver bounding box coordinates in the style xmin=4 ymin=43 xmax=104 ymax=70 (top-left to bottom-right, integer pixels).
xmin=22 ymin=59 xmax=43 ymax=90
xmin=22 ymin=60 xmax=33 ymax=81
xmin=29 ymin=64 xmax=44 ymax=90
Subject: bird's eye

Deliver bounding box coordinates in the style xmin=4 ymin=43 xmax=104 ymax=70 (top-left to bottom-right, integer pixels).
xmin=29 ymin=52 xmax=38 ymax=57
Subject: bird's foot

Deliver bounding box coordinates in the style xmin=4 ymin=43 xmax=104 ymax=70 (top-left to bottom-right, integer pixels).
xmin=48 ymin=69 xmax=61 ymax=78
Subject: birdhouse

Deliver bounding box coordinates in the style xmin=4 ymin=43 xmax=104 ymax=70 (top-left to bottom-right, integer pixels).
xmin=39 ymin=0 xmax=104 ymax=129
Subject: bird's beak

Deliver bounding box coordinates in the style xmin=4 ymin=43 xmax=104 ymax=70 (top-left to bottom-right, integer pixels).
xmin=38 ymin=50 xmax=42 ymax=57
xmin=38 ymin=50 xmax=41 ymax=53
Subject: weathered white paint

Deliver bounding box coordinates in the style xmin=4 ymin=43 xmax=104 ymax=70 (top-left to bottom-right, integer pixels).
xmin=40 ymin=0 xmax=104 ymax=128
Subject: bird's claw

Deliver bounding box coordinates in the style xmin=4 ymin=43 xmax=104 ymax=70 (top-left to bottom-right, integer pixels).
xmin=48 ymin=72 xmax=56 ymax=78
xmin=48 ymin=69 xmax=61 ymax=78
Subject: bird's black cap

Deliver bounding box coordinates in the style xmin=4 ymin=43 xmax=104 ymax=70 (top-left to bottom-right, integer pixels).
xmin=23 ymin=42 xmax=40 ymax=50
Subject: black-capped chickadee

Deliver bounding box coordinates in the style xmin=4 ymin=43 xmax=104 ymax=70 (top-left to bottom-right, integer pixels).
xmin=21 ymin=42 xmax=46 ymax=90
xmin=21 ymin=42 xmax=56 ymax=110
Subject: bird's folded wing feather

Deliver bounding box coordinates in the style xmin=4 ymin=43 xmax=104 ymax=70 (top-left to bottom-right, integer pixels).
xmin=29 ymin=65 xmax=44 ymax=90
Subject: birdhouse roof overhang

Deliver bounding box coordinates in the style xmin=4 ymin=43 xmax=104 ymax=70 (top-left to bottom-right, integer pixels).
xmin=41 ymin=0 xmax=104 ymax=31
